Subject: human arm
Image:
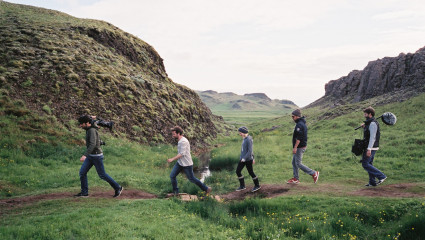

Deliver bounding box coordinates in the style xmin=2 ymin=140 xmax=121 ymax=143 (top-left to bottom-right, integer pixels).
xmin=167 ymin=154 xmax=182 ymax=163
xmin=293 ymin=140 xmax=300 ymax=154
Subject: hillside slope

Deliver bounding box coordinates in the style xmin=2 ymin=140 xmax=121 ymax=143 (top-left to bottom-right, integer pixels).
xmin=0 ymin=2 xmax=223 ymax=146
xmin=197 ymin=90 xmax=297 ymax=112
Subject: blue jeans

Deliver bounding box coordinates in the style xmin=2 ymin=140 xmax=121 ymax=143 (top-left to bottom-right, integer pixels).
xmin=362 ymin=150 xmax=386 ymax=185
xmin=170 ymin=162 xmax=208 ymax=194
xmin=79 ymin=154 xmax=120 ymax=194
xmin=292 ymin=148 xmax=315 ymax=180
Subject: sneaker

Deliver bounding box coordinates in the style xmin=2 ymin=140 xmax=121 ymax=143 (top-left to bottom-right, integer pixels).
xmin=113 ymin=186 xmax=123 ymax=198
xmin=206 ymin=187 xmax=212 ymax=194
xmin=312 ymin=171 xmax=320 ymax=184
xmin=251 ymin=186 xmax=261 ymax=192
xmin=236 ymin=186 xmax=246 ymax=191
xmin=287 ymin=178 xmax=300 ymax=184
xmin=365 ymin=183 xmax=376 ymax=187
xmin=74 ymin=192 xmax=88 ymax=197
xmin=377 ymin=177 xmax=387 ymax=185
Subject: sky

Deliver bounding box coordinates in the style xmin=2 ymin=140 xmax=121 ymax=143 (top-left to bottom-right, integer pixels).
xmin=5 ymin=0 xmax=425 ymax=106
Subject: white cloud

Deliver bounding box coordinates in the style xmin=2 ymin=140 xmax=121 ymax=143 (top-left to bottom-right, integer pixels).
xmin=7 ymin=0 xmax=425 ymax=106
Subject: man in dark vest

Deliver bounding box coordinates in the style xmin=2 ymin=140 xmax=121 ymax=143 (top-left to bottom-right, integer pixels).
xmin=361 ymin=107 xmax=387 ymax=187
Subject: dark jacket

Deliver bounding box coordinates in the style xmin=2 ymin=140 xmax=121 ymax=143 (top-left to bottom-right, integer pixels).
xmin=240 ymin=135 xmax=254 ymax=161
xmin=84 ymin=126 xmax=103 ymax=156
xmin=363 ymin=117 xmax=380 ymax=149
xmin=292 ymin=117 xmax=308 ymax=148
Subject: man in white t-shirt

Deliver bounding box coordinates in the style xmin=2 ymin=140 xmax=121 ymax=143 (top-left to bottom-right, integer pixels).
xmin=167 ymin=126 xmax=212 ymax=196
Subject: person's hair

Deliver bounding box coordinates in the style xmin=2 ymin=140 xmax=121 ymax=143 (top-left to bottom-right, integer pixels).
xmin=78 ymin=114 xmax=92 ymax=124
xmin=171 ymin=126 xmax=183 ymax=135
xmin=363 ymin=107 xmax=375 ymax=117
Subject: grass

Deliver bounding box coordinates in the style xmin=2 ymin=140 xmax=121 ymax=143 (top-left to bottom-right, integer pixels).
xmin=1 ymin=92 xmax=425 ymax=239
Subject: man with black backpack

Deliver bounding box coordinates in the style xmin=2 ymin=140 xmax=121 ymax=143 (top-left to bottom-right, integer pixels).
xmin=74 ymin=115 xmax=123 ymax=197
xmin=361 ymin=107 xmax=387 ymax=187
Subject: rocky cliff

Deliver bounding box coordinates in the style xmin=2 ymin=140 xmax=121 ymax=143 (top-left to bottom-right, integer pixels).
xmin=0 ymin=2 xmax=223 ymax=146
xmin=310 ymin=46 xmax=425 ymax=107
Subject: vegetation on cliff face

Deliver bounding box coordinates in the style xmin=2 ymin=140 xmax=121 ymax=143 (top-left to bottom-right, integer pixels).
xmin=310 ymin=46 xmax=425 ymax=108
xmin=0 ymin=2 xmax=224 ymax=146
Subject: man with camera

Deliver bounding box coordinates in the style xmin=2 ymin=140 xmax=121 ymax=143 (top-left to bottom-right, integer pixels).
xmin=74 ymin=115 xmax=123 ymax=197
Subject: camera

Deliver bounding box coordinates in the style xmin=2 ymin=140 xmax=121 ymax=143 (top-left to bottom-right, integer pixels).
xmin=90 ymin=116 xmax=114 ymax=130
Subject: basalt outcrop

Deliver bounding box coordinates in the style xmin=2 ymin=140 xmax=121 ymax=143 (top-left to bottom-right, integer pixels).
xmin=310 ymin=46 xmax=425 ymax=107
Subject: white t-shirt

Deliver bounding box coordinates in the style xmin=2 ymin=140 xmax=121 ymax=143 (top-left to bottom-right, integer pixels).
xmin=177 ymin=137 xmax=193 ymax=166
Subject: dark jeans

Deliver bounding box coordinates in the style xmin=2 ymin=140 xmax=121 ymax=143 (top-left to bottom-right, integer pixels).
xmin=236 ymin=160 xmax=257 ymax=178
xmin=361 ymin=150 xmax=386 ymax=185
xmin=170 ymin=162 xmax=208 ymax=194
xmin=79 ymin=154 xmax=120 ymax=194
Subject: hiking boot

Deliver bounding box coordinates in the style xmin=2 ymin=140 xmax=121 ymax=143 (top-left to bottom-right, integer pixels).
xmin=312 ymin=171 xmax=320 ymax=184
xmin=74 ymin=192 xmax=88 ymax=197
xmin=365 ymin=183 xmax=376 ymax=187
xmin=113 ymin=186 xmax=123 ymax=198
xmin=377 ymin=177 xmax=387 ymax=185
xmin=206 ymin=187 xmax=212 ymax=194
xmin=287 ymin=178 xmax=300 ymax=184
xmin=251 ymin=186 xmax=261 ymax=193
xmin=236 ymin=186 xmax=246 ymax=191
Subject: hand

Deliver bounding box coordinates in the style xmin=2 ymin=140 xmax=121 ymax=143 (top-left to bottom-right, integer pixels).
xmin=361 ymin=123 xmax=365 ymax=128
xmin=366 ymin=150 xmax=371 ymax=157
xmin=292 ymin=148 xmax=297 ymax=154
xmin=240 ymin=159 xmax=245 ymax=162
xmin=253 ymin=160 xmax=255 ymax=164
xmin=167 ymin=158 xmax=173 ymax=163
xmin=80 ymin=155 xmax=86 ymax=162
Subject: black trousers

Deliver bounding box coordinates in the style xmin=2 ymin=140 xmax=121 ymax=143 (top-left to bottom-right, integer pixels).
xmin=236 ymin=161 xmax=257 ymax=178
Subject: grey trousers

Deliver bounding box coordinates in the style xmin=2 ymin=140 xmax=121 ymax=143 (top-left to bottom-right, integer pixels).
xmin=292 ymin=148 xmax=315 ymax=180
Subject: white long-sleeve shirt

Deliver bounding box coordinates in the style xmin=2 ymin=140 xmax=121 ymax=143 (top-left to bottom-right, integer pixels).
xmin=177 ymin=137 xmax=193 ymax=166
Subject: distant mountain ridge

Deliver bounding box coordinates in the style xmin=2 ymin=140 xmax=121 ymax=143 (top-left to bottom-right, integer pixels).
xmin=0 ymin=2 xmax=223 ymax=146
xmin=196 ymin=90 xmax=297 ymax=112
xmin=310 ymin=46 xmax=425 ymax=107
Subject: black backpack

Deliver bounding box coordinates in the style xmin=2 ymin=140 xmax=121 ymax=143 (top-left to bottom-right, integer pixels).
xmin=351 ymin=139 xmax=365 ymax=156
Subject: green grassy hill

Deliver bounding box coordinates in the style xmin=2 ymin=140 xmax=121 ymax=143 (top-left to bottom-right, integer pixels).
xmin=0 ymin=1 xmax=224 ymax=147
xmin=1 ymin=2 xmax=424 ymax=240
xmin=2 ymin=88 xmax=424 ymax=239
xmin=197 ymin=90 xmax=297 ymax=125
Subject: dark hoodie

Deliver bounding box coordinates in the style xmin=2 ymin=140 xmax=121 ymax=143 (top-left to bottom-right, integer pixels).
xmin=292 ymin=117 xmax=308 ymax=148
xmin=84 ymin=126 xmax=103 ymax=156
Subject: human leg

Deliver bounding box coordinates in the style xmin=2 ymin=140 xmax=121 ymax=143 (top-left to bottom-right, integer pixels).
xmin=170 ymin=162 xmax=183 ymax=194
xmin=182 ymin=165 xmax=209 ymax=192
xmin=92 ymin=155 xmax=121 ymax=190
xmin=79 ymin=157 xmax=93 ymax=194
xmin=236 ymin=161 xmax=246 ymax=190
xmin=361 ymin=151 xmax=386 ymax=186
xmin=245 ymin=161 xmax=260 ymax=187
xmin=294 ymin=148 xmax=315 ymax=176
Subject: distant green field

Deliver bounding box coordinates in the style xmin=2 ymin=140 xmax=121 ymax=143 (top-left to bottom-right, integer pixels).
xmin=213 ymin=110 xmax=290 ymax=125
xmin=1 ymin=92 xmax=425 ymax=239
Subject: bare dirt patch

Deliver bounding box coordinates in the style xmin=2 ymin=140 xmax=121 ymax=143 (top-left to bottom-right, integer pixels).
xmin=221 ymin=184 xmax=307 ymax=201
xmin=0 ymin=189 xmax=156 ymax=211
xmin=350 ymin=183 xmax=425 ymax=198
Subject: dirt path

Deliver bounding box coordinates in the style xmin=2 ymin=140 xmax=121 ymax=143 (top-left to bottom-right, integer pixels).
xmin=1 ymin=183 xmax=424 ymax=212
xmin=220 ymin=183 xmax=425 ymax=201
